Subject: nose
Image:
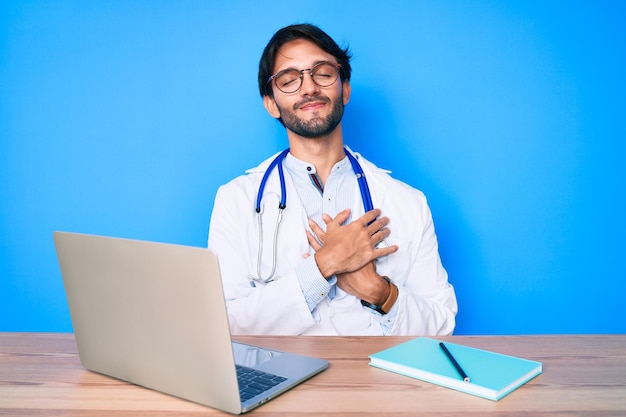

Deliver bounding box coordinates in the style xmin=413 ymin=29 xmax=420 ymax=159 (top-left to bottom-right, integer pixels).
xmin=299 ymin=71 xmax=320 ymax=95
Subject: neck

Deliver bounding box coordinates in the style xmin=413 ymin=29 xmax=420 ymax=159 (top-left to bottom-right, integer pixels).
xmin=286 ymin=125 xmax=345 ymax=185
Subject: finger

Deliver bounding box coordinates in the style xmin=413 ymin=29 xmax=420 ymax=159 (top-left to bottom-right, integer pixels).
xmin=371 ymin=227 xmax=391 ymax=244
xmin=306 ymin=230 xmax=323 ymax=251
xmin=367 ymin=216 xmax=391 ymax=235
xmin=308 ymin=218 xmax=325 ymax=237
xmin=332 ymin=208 xmax=351 ymax=225
xmin=375 ymin=243 xmax=399 ymax=258
xmin=361 ymin=208 xmax=382 ymax=226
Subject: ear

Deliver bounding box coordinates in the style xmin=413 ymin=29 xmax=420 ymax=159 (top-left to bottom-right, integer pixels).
xmin=342 ymin=80 xmax=352 ymax=106
xmin=263 ymin=95 xmax=281 ymax=119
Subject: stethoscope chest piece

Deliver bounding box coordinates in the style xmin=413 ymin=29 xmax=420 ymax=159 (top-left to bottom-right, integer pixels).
xmin=375 ymin=240 xmax=390 ymax=262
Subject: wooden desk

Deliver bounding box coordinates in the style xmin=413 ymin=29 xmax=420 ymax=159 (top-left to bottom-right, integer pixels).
xmin=1 ymin=333 xmax=625 ymax=416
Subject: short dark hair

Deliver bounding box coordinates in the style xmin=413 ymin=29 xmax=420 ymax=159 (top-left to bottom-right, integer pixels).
xmin=258 ymin=23 xmax=352 ymax=97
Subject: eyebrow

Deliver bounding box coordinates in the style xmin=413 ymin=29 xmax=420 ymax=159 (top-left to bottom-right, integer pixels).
xmin=274 ymin=60 xmax=335 ymax=74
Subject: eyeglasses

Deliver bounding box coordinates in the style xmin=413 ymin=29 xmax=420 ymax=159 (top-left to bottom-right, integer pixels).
xmin=267 ymin=61 xmax=342 ymax=94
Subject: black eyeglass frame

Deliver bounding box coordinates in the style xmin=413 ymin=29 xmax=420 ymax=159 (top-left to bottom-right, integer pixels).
xmin=267 ymin=61 xmax=342 ymax=94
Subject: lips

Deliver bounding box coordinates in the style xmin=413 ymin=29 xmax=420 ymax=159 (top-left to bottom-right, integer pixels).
xmin=295 ymin=96 xmax=330 ymax=111
xmin=300 ymin=102 xmax=326 ymax=111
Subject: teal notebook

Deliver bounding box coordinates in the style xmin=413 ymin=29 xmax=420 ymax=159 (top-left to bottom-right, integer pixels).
xmin=369 ymin=337 xmax=542 ymax=401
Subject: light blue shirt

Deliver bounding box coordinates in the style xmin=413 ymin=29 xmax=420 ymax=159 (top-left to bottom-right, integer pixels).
xmin=284 ymin=153 xmax=398 ymax=334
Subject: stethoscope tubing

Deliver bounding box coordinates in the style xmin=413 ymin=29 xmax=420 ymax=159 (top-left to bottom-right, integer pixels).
xmin=251 ymin=147 xmax=375 ymax=284
xmin=255 ymin=148 xmax=290 ymax=212
xmin=346 ymin=150 xmax=374 ymax=212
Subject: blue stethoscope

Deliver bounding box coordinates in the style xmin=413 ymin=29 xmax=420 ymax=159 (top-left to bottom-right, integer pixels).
xmin=251 ymin=147 xmax=380 ymax=284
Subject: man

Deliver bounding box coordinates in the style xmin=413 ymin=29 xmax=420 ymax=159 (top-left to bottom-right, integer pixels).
xmin=208 ymin=23 xmax=457 ymax=335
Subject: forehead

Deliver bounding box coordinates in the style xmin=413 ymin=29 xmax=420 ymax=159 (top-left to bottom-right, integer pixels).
xmin=273 ymin=39 xmax=335 ymax=72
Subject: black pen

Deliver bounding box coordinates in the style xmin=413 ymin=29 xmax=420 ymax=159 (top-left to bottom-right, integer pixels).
xmin=439 ymin=342 xmax=470 ymax=383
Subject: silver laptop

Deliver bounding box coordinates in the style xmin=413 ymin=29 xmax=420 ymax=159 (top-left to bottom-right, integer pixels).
xmin=54 ymin=231 xmax=328 ymax=414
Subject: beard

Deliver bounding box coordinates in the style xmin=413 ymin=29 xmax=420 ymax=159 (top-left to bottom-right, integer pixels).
xmin=277 ymin=94 xmax=344 ymax=138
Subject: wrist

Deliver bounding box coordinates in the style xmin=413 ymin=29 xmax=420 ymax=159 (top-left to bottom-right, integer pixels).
xmin=314 ymin=251 xmax=340 ymax=280
xmin=380 ymin=277 xmax=399 ymax=313
xmin=360 ymin=276 xmax=398 ymax=315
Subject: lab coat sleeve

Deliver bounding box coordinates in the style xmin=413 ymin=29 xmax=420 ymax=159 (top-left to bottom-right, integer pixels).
xmin=208 ymin=182 xmax=318 ymax=335
xmin=385 ymin=187 xmax=458 ymax=336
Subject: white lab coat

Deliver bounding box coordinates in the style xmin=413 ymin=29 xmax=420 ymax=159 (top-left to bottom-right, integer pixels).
xmin=208 ymin=150 xmax=458 ymax=335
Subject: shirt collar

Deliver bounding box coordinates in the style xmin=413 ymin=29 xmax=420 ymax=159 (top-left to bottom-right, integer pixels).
xmin=283 ymin=152 xmax=351 ymax=179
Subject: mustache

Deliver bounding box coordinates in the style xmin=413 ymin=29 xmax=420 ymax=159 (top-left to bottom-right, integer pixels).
xmin=293 ymin=95 xmax=331 ymax=110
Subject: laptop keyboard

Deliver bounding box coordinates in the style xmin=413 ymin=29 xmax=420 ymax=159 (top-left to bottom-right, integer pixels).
xmin=236 ymin=365 xmax=288 ymax=401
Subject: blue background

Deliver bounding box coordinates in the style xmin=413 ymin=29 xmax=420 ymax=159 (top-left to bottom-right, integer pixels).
xmin=2 ymin=1 xmax=625 ymax=335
